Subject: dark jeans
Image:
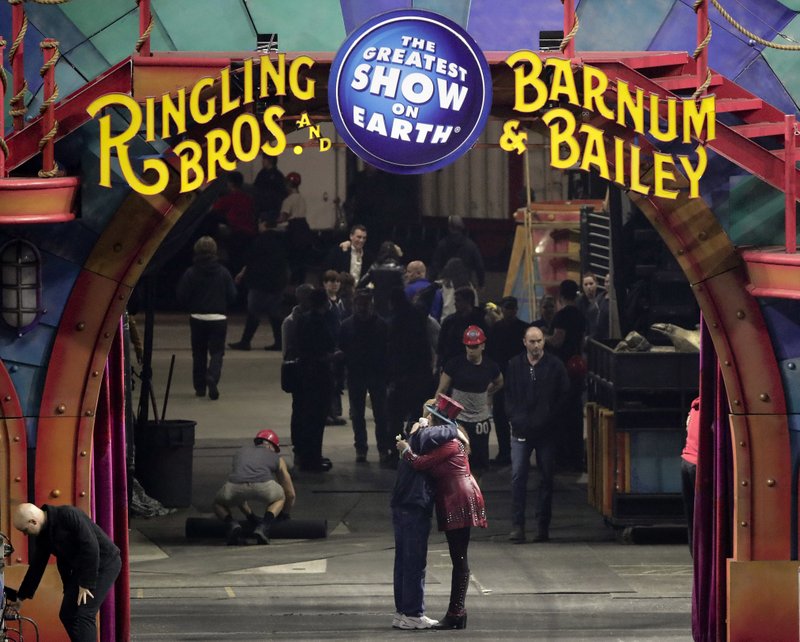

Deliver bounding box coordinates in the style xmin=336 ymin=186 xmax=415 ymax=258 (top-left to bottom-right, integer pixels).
xmin=492 ymin=393 xmax=511 ymax=460
xmin=348 ymin=372 xmax=389 ymax=455
xmin=189 ymin=317 xmax=227 ymax=394
xmin=295 ymin=365 xmax=330 ymax=466
xmin=511 ymin=437 xmax=556 ymax=531
xmin=59 ymin=553 xmax=122 ymax=642
xmin=238 ymin=290 xmax=283 ymax=348
xmin=392 ymin=506 xmax=432 ymax=617
xmin=681 ymin=458 xmax=697 ymax=555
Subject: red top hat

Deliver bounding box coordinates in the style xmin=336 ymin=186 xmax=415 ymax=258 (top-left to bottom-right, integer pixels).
xmin=424 ymin=394 xmax=464 ymax=425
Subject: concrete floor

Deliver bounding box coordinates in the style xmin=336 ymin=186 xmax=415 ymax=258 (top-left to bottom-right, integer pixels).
xmin=128 ymin=313 xmax=693 ymax=641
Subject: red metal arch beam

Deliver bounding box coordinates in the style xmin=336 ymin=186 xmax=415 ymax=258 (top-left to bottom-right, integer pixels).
xmin=0 ymin=359 xmax=28 ymax=561
xmin=34 ymin=176 xmax=193 ymax=512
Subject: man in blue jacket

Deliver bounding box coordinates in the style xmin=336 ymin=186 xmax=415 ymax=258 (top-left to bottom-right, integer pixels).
xmin=390 ymin=407 xmax=458 ymax=630
xmin=505 ymin=326 xmax=569 ymax=544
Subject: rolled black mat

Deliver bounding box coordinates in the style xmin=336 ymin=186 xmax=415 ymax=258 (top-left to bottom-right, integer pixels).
xmin=185 ymin=517 xmax=327 ymax=540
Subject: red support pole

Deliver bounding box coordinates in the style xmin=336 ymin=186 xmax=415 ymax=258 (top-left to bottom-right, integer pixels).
xmin=10 ymin=0 xmax=26 ymax=130
xmin=40 ymin=39 xmax=58 ymax=176
xmin=785 ymin=114 xmax=797 ymax=254
xmin=138 ymin=0 xmax=152 ymax=57
xmin=563 ymin=0 xmax=576 ymax=58
xmin=696 ymin=0 xmax=709 ymax=96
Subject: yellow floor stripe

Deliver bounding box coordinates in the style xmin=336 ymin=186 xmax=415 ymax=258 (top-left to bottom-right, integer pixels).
xmin=225 ymin=586 xmax=236 ymax=598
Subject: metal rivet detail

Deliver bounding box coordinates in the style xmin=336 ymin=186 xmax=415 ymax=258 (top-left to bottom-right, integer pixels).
xmin=12 ymin=436 xmax=19 ymax=442
xmin=760 ymin=393 xmax=770 ymax=402
xmin=85 ymin=410 xmax=94 ymax=417
xmin=740 ymin=521 xmax=748 ymax=527
xmin=741 ymin=480 xmax=748 ymax=486
xmin=733 ymin=399 xmax=741 ymax=406
xmin=56 ymin=404 xmax=66 ymax=414
xmin=3 ymin=395 xmax=10 ymax=402
xmin=677 ymin=249 xmax=684 ymax=255
xmin=92 ymin=371 xmax=100 ymax=377
xmin=80 ymin=450 xmax=87 ymax=457
xmin=76 ymin=322 xmax=85 ymax=331
xmin=698 ymin=231 xmax=708 ymax=240
xmin=788 ymin=362 xmax=796 ymax=371
xmin=724 ymin=360 xmax=731 ymax=366
xmin=15 ymin=557 xmax=22 ymax=563
xmin=14 ymin=476 xmax=21 ymax=482
xmin=712 ymin=323 xmax=719 ymax=328
xmin=739 ymin=441 xmax=746 ymax=447
xmin=50 ymin=489 xmax=60 ymax=498
xmin=736 ymin=310 xmax=745 ymax=320
xmin=767 ymin=479 xmax=776 ymax=487
xmin=103 ymin=332 xmax=110 ymax=338
xmin=79 ymin=491 xmax=86 ymax=497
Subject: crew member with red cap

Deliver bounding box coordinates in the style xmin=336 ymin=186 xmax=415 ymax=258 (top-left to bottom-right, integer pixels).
xmin=212 ymin=429 xmax=296 ymax=545
xmin=435 ymin=325 xmax=503 ymax=476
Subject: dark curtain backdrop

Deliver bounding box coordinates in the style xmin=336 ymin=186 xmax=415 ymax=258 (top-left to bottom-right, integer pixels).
xmin=692 ymin=317 xmax=732 ymax=641
xmin=94 ymin=319 xmax=131 ymax=642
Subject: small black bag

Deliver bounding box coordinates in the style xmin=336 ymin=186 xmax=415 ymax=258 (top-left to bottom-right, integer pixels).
xmin=281 ymin=359 xmax=300 ymax=393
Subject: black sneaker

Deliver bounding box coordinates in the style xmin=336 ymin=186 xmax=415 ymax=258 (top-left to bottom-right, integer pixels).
xmin=208 ymin=381 xmax=219 ymax=400
xmin=228 ymin=341 xmax=251 ymax=351
xmin=226 ymin=522 xmax=242 ymax=545
xmin=253 ymin=523 xmax=270 ymax=545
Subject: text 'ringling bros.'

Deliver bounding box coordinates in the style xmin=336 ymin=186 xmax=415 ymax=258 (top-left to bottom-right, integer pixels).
xmin=86 ymin=54 xmax=317 ymax=195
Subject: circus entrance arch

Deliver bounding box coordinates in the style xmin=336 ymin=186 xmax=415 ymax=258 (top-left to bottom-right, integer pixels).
xmin=1 ymin=4 xmax=800 ymax=639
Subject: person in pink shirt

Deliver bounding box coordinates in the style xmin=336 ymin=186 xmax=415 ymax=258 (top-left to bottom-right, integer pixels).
xmin=681 ymin=396 xmax=701 ymax=555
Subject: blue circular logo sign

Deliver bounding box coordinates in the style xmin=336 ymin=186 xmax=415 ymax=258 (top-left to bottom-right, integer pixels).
xmin=329 ymin=10 xmax=492 ymax=175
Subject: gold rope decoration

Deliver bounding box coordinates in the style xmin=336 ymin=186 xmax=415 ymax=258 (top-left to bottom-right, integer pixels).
xmin=0 ymin=38 xmax=7 ymax=94
xmin=0 ymin=36 xmax=7 ymax=159
xmin=37 ymin=40 xmax=61 ymax=177
xmin=8 ymin=3 xmax=28 ymax=119
xmin=38 ymin=40 xmax=60 ymax=114
xmin=559 ymin=1 xmax=580 ymax=53
xmin=698 ymin=0 xmax=800 ymax=51
xmin=29 ymin=0 xmax=70 ymax=4
xmin=691 ymin=1 xmax=714 ymax=100
xmin=135 ymin=15 xmax=154 ymax=53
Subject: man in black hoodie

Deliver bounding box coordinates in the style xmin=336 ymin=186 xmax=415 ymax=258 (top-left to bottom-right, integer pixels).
xmin=11 ymin=503 xmax=121 ymax=642
xmin=177 ymin=236 xmax=237 ymax=400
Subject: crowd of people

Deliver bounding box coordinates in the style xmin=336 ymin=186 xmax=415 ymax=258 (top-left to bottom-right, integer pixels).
xmin=170 ymin=164 xmax=614 ymax=631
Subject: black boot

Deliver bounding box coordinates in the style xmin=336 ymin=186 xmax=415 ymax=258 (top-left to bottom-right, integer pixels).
xmin=433 ymin=612 xmax=467 ymax=630
xmin=224 ymin=516 xmax=242 ymax=545
xmin=254 ymin=511 xmax=275 ymax=544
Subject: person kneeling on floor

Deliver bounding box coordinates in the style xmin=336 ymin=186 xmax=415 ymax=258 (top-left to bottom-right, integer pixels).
xmin=213 ymin=429 xmax=296 ymax=545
